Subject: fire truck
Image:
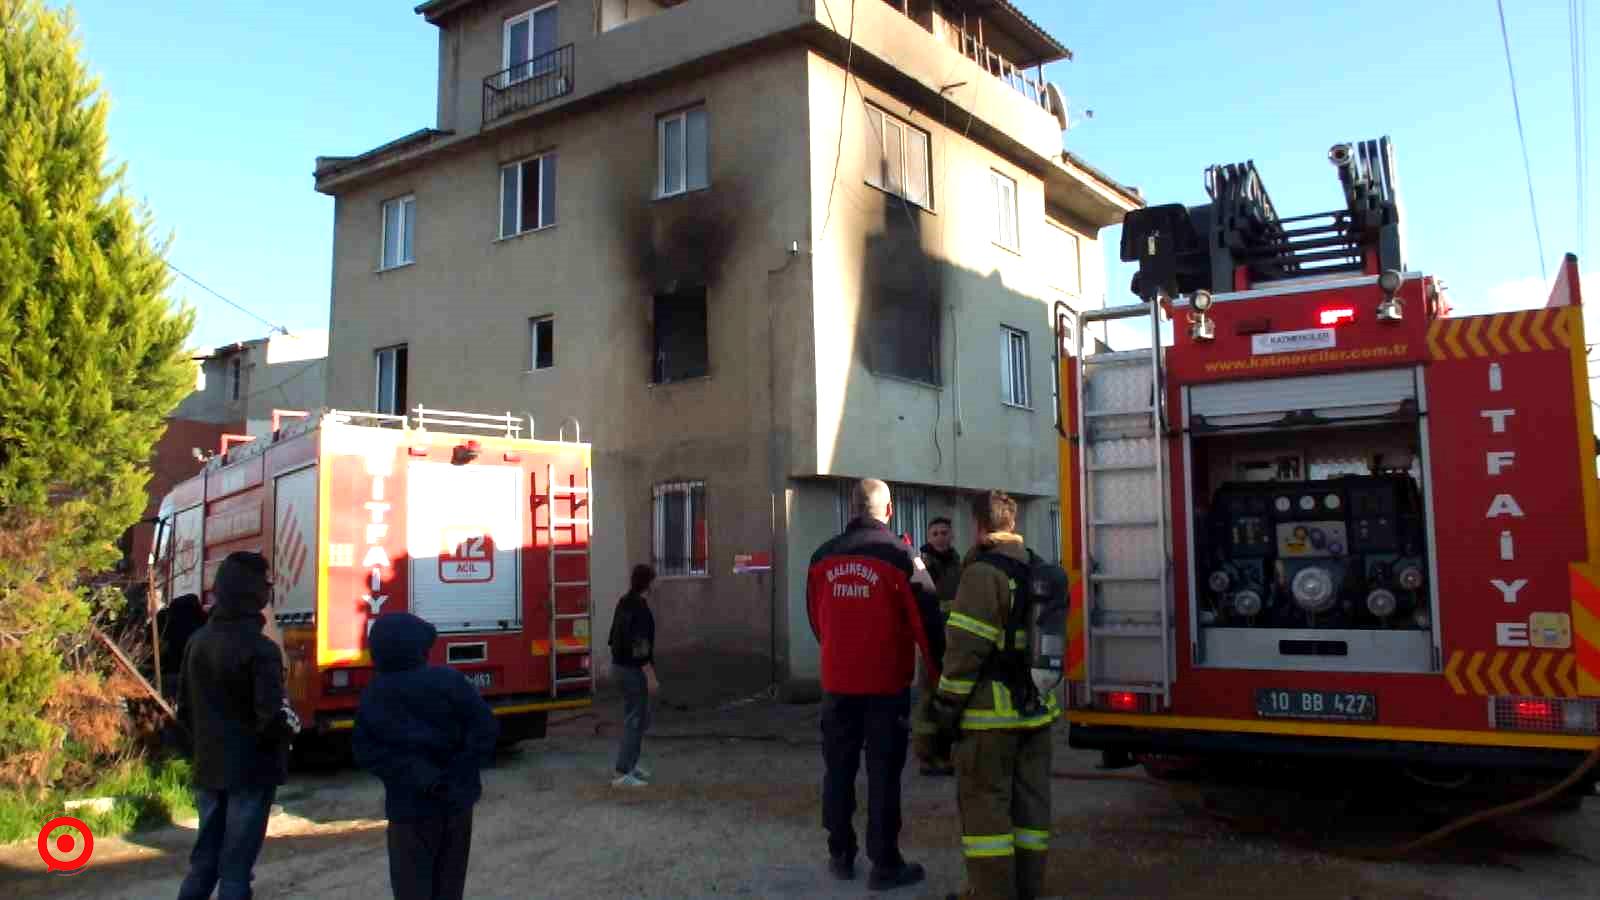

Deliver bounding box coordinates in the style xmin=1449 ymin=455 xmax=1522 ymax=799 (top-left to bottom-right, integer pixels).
xmin=149 ymin=406 xmax=595 ymax=742
xmin=1056 ymin=138 xmax=1600 ymax=783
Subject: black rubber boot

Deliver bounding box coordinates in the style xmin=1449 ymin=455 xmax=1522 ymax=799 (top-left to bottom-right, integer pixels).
xmin=867 ymin=861 xmax=926 ymax=891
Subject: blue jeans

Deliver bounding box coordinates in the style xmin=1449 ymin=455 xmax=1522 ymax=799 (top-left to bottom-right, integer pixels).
xmin=614 ymin=664 xmax=651 ymax=775
xmin=177 ymin=785 xmax=276 ymax=900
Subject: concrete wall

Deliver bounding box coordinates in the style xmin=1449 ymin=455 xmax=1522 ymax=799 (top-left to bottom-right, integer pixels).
xmin=804 ymin=50 xmax=1088 ymax=496
xmin=326 ymin=47 xmax=814 ymax=692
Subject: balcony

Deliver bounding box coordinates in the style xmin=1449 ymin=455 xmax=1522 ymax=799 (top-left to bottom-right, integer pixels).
xmin=483 ymin=44 xmax=575 ymax=124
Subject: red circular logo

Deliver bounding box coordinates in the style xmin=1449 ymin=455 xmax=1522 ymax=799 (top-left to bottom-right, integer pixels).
xmin=37 ymin=816 xmax=93 ymax=875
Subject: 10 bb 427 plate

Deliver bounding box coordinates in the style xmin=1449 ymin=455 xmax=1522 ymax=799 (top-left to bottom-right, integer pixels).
xmin=1255 ymin=688 xmax=1376 ymax=721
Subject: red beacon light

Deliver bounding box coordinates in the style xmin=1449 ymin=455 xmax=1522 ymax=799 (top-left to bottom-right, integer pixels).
xmin=1318 ymin=306 xmax=1357 ymax=326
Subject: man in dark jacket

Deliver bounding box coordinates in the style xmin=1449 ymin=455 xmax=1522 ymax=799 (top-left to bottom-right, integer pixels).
xmin=806 ymin=478 xmax=943 ymax=892
xmin=913 ymin=517 xmax=963 ymax=775
xmin=608 ymin=564 xmax=659 ymax=786
xmin=177 ymin=552 xmax=298 ymax=900
xmin=354 ymin=612 xmax=498 ymax=900
xmin=158 ymin=593 xmax=207 ymax=702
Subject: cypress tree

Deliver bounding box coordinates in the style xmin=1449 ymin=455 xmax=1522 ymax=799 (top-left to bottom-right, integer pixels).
xmin=0 ymin=0 xmax=194 ymax=784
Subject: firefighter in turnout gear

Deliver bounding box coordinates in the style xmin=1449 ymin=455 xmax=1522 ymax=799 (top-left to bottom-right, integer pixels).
xmin=931 ymin=491 xmax=1060 ymax=900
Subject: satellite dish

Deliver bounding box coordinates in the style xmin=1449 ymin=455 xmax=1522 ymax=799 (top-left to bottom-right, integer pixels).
xmin=1045 ymin=82 xmax=1069 ymax=132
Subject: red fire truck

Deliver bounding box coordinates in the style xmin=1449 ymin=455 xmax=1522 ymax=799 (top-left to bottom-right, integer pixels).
xmin=149 ymin=407 xmax=595 ymax=742
xmin=1057 ymin=139 xmax=1600 ymax=783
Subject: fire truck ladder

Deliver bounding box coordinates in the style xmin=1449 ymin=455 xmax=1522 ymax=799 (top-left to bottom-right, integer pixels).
xmin=546 ymin=458 xmax=594 ymax=699
xmin=1075 ymin=298 xmax=1174 ymax=707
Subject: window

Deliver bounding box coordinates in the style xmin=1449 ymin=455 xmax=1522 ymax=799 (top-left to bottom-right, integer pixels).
xmin=380 ymin=195 xmax=415 ymax=270
xmin=865 ymin=105 xmax=931 ymax=209
xmin=653 ymin=480 xmax=707 ymax=576
xmin=529 ymin=316 xmax=553 ymax=371
xmin=229 ymin=358 xmax=241 ymax=402
xmin=500 ymin=153 xmax=557 ymax=237
xmin=657 ymin=106 xmax=709 ymax=197
xmin=991 ymin=170 xmax=1019 ymax=251
xmin=504 ymin=3 xmax=559 ymax=82
xmin=1046 ymin=223 xmax=1080 ymax=293
xmin=652 ymin=286 xmax=708 ymax=383
xmin=375 ymin=344 xmax=408 ymax=416
xmin=1002 ymin=326 xmax=1030 ymax=408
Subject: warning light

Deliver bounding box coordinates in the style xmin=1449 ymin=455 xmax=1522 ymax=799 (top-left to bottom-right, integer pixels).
xmin=1318 ymin=307 xmax=1357 ymax=326
xmin=1107 ymin=691 xmax=1139 ymax=712
xmin=1515 ymin=700 xmax=1558 ymax=720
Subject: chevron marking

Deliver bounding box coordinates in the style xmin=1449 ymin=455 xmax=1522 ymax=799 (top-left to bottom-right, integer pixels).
xmin=1553 ymin=306 xmax=1574 ymax=349
xmin=1485 ymin=314 xmax=1509 ymax=355
xmin=1530 ymin=308 xmax=1555 ymax=351
xmin=1465 ymin=316 xmax=1487 ymax=357
xmin=1510 ymin=651 xmax=1532 ymax=695
xmin=1487 ymin=651 xmax=1510 ymax=695
xmin=1556 ymin=654 xmax=1579 ymax=697
xmin=1466 ymin=651 xmax=1489 ymax=696
xmin=1443 ymin=319 xmax=1467 ymax=359
xmin=1426 ymin=322 xmax=1446 ymax=361
xmin=1507 ymin=310 xmax=1533 ymax=353
xmin=1533 ymin=652 xmax=1556 ymax=697
xmin=1444 ymin=650 xmax=1467 ymax=695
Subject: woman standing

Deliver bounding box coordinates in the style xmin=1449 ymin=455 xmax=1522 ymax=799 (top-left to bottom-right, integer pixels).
xmin=609 ymin=564 xmax=659 ymax=787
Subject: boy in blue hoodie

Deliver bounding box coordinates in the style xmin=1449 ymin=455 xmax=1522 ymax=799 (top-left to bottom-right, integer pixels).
xmin=353 ymin=613 xmax=498 ymax=900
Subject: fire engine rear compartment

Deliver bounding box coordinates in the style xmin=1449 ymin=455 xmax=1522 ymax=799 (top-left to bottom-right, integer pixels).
xmin=1183 ymin=366 xmax=1438 ymax=675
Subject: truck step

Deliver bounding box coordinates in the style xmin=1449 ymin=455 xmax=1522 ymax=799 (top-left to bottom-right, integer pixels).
xmin=1090 ymin=518 xmax=1160 ymax=528
xmin=553 ymin=580 xmax=591 ymax=589
xmin=1090 ymin=623 xmax=1165 ymax=638
xmin=1090 ymin=573 xmax=1161 ymax=583
xmin=1087 ymin=463 xmax=1157 ymax=472
xmin=1085 ymin=407 xmax=1155 ymax=418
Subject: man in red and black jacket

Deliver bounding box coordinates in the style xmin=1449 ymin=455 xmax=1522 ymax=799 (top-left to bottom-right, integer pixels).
xmin=806 ymin=478 xmax=944 ymax=893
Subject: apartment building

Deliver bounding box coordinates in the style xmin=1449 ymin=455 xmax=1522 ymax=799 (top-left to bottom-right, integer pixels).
xmin=314 ymin=0 xmax=1139 ymax=698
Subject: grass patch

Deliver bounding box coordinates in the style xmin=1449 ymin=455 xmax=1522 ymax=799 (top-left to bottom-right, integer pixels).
xmin=0 ymin=755 xmax=195 ymax=844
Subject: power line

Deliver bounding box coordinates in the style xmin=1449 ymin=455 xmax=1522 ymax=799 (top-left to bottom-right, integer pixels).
xmin=166 ymin=261 xmax=289 ymax=336
xmin=1498 ymin=0 xmax=1548 ymax=280
xmin=816 ymin=0 xmax=856 ymax=242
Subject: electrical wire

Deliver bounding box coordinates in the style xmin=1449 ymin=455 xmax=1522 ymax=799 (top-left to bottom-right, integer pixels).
xmin=1497 ymin=0 xmax=1549 ymax=280
xmin=816 ymin=0 xmax=856 ymax=243
xmin=167 ymin=261 xmax=290 ymax=336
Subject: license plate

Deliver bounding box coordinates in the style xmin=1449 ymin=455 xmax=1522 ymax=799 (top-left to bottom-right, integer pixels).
xmin=1255 ymin=688 xmax=1376 ymax=721
xmin=463 ymin=670 xmax=494 ymax=692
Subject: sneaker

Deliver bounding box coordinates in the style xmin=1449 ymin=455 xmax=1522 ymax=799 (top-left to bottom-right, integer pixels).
xmin=828 ymin=853 xmax=855 ymax=881
xmin=867 ymin=861 xmax=925 ymax=891
xmin=611 ymin=772 xmax=649 ymax=787
xmin=630 ymin=764 xmax=652 ymax=780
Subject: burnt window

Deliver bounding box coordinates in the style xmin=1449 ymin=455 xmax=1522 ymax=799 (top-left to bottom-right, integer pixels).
xmin=652 ymin=286 xmax=708 ymax=383
xmin=863 ymin=290 xmax=941 ymax=385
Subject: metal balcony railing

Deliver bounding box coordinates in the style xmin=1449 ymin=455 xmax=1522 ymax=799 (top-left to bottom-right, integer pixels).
xmin=483 ymin=44 xmax=575 ymax=123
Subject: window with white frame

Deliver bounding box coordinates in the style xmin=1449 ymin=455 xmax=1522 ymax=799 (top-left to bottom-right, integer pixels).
xmin=375 ymin=344 xmax=408 ymax=416
xmin=380 ymin=195 xmax=415 ymax=270
xmin=865 ymin=105 xmax=931 ymax=209
xmin=658 ymin=106 xmax=709 ymax=197
xmin=654 ymin=480 xmax=707 ymax=576
xmin=499 ymin=153 xmax=557 ymax=238
xmin=1046 ymin=222 xmax=1080 ymax=293
xmin=1002 ymin=326 xmax=1030 ymax=408
xmin=991 ymin=170 xmax=1019 ymax=251
xmin=504 ymin=3 xmax=559 ymax=83
xmin=529 ymin=315 xmax=553 ymax=370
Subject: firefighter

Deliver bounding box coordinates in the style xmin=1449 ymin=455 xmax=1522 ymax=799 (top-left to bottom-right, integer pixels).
xmin=930 ymin=490 xmax=1060 ymax=900
xmin=912 ymin=517 xmax=962 ymax=775
xmin=807 ymin=478 xmax=943 ymax=892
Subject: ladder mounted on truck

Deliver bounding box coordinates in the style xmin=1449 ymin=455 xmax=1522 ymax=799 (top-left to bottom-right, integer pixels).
xmin=545 ymin=417 xmax=593 ymax=699
xmin=1072 ymin=298 xmax=1174 ymax=707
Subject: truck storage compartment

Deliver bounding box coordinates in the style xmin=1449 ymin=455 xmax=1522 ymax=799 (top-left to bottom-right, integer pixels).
xmin=1185 ymin=367 xmax=1437 ymax=672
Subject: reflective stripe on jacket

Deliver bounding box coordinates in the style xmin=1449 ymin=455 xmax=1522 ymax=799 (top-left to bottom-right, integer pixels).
xmin=936 ymin=534 xmax=1060 ymax=731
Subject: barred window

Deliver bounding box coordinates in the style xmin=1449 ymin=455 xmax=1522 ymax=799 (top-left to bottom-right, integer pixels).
xmin=653 ymin=481 xmax=707 ymax=576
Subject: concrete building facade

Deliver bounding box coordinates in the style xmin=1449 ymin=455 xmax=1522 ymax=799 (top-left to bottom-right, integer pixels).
xmin=314 ymin=0 xmax=1139 ymax=697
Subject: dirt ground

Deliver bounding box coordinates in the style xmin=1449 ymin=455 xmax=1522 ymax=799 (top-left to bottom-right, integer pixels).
xmin=3 ymin=694 xmax=1597 ymax=899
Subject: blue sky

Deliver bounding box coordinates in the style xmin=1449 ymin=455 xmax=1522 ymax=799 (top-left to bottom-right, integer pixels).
xmin=64 ymin=0 xmax=1591 ymax=349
